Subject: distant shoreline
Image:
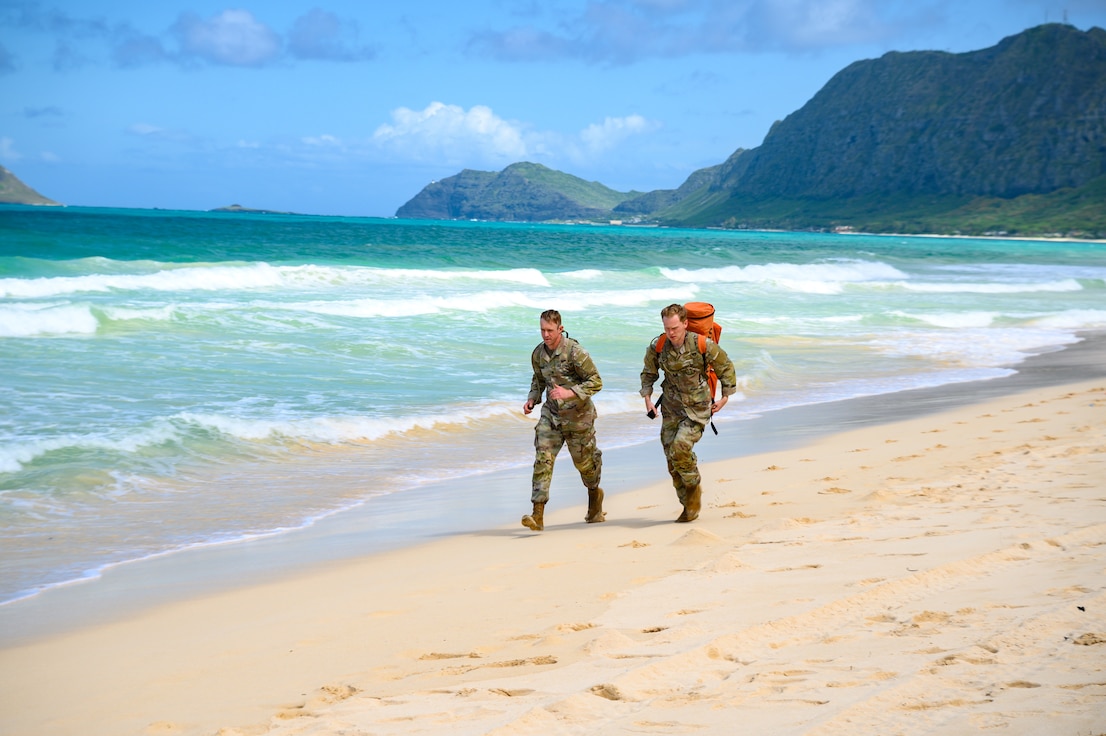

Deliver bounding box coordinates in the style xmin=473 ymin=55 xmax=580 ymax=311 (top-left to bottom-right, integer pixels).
xmin=6 ymin=203 xmax=1104 ymax=242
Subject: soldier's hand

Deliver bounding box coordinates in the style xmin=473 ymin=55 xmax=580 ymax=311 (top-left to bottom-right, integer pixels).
xmin=523 ymin=399 xmax=535 ymax=415
xmin=548 ymin=383 xmax=574 ymax=401
xmin=711 ymin=395 xmax=729 ymax=414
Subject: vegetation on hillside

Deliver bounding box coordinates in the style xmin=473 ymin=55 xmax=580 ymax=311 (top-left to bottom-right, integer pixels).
xmin=395 ymin=24 xmax=1106 ymax=239
xmin=0 ymin=166 xmax=59 ymax=206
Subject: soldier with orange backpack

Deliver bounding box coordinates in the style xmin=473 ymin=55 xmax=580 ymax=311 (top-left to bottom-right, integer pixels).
xmin=641 ymin=302 xmax=737 ymax=522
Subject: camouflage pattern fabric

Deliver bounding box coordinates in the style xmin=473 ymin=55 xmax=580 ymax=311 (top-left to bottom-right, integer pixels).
xmin=659 ymin=407 xmax=704 ymax=502
xmin=529 ymin=336 xmax=603 ymax=503
xmin=640 ymin=335 xmax=737 ymax=426
xmin=532 ymin=410 xmax=602 ymax=503
xmin=641 ymin=334 xmax=737 ymax=496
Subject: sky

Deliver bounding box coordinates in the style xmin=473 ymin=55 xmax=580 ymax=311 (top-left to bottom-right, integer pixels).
xmin=2 ymin=0 xmax=1105 ymax=217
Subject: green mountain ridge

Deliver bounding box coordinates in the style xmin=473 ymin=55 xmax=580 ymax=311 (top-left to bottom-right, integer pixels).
xmin=395 ymin=162 xmax=642 ymax=221
xmin=397 ymin=24 xmax=1106 ymax=238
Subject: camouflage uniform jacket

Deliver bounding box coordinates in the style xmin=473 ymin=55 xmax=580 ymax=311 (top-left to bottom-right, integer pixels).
xmin=528 ymin=336 xmax=602 ymax=424
xmin=640 ymin=335 xmax=737 ymax=426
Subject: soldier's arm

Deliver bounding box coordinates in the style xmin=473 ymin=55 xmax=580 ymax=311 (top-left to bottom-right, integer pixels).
xmin=527 ymin=348 xmax=545 ymax=405
xmin=707 ymin=340 xmax=739 ymax=397
xmin=640 ymin=339 xmax=661 ymax=397
xmin=568 ymin=345 xmax=602 ymax=399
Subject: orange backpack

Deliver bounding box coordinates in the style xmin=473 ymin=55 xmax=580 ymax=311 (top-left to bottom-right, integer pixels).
xmin=655 ymin=301 xmax=723 ymax=410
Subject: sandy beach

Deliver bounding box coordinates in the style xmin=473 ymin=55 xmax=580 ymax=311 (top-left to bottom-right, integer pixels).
xmin=1 ymin=342 xmax=1104 ymax=735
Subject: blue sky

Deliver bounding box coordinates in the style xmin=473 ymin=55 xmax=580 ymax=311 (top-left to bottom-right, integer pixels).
xmin=2 ymin=0 xmax=1104 ymax=217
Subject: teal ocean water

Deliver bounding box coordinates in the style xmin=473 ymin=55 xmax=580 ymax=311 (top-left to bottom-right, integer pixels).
xmin=2 ymin=205 xmax=1105 ymax=605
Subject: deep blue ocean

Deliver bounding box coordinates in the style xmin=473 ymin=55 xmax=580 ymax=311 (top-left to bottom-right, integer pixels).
xmin=2 ymin=205 xmax=1104 ymax=604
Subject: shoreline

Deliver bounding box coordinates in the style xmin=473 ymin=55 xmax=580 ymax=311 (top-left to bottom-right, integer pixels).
xmin=1 ymin=332 xmax=1104 ymax=646
xmin=0 ymin=336 xmax=1102 ymax=735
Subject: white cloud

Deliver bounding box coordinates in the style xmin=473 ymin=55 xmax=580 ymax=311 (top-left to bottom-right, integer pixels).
xmin=125 ymin=123 xmax=197 ymax=145
xmin=172 ymin=10 xmax=282 ymax=67
xmin=303 ymin=134 xmax=342 ymax=147
xmin=372 ymin=102 xmax=530 ymax=164
xmin=580 ymin=114 xmax=654 ymax=153
xmin=370 ymin=102 xmax=657 ymax=169
xmin=0 ymin=137 xmax=23 ymax=161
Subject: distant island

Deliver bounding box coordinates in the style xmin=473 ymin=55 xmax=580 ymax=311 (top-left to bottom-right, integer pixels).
xmin=210 ymin=204 xmax=295 ymax=215
xmin=397 ymin=24 xmax=1106 ymax=239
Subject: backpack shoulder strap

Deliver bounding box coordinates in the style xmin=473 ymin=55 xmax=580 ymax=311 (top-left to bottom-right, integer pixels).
xmin=656 ymin=333 xmax=707 ymax=353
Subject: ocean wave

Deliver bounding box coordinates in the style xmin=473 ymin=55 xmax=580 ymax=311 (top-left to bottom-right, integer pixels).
xmin=895 ymin=278 xmax=1084 ymax=294
xmin=890 ymin=310 xmax=1002 ymax=329
xmin=0 ymin=262 xmax=552 ymax=298
xmin=1030 ymin=309 xmax=1106 ymax=330
xmin=0 ymin=303 xmax=99 ymax=337
xmin=0 ymin=390 xmax=658 ymax=475
xmin=661 ymin=260 xmax=907 ymax=293
xmin=891 ymin=309 xmax=1106 ymax=331
xmin=100 ymin=305 xmax=178 ymax=322
xmin=1 ymin=403 xmax=520 ymax=474
xmin=174 ymin=402 xmax=528 ymax=444
xmin=871 ymin=327 xmax=1080 ymax=367
xmin=175 ymin=389 xmax=652 ymax=445
xmin=0 ymin=423 xmax=181 ymax=474
xmin=278 ymin=286 xmax=697 ymax=319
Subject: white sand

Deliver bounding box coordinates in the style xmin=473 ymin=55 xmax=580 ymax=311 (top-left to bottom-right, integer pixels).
xmin=1 ymin=379 xmax=1104 ymax=736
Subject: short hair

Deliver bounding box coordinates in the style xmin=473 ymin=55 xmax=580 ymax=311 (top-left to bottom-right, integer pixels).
xmin=540 ymin=309 xmax=562 ymax=326
xmin=660 ymin=303 xmax=687 ymax=321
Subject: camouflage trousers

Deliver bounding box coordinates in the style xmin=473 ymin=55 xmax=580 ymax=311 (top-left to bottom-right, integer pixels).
xmin=660 ymin=413 xmax=705 ymax=504
xmin=531 ymin=411 xmax=602 ymax=503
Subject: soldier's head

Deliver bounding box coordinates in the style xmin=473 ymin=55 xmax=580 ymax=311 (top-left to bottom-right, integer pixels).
xmin=660 ymin=303 xmax=688 ymax=347
xmin=540 ymin=310 xmax=564 ymax=350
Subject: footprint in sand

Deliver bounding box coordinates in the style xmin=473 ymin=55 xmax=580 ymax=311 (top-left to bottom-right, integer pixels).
xmin=490 ymin=688 xmax=534 ymax=697
xmin=556 ymin=622 xmax=597 ymax=632
xmin=591 ymin=683 xmax=626 ymax=700
xmin=671 ymin=528 xmax=723 ymax=545
xmin=419 ymin=652 xmax=481 ymax=660
xmin=273 ymin=683 xmax=361 ymax=721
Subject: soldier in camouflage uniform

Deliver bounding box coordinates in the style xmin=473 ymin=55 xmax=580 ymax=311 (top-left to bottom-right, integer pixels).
xmin=521 ymin=310 xmax=605 ymax=532
xmin=641 ymin=304 xmax=737 ymax=522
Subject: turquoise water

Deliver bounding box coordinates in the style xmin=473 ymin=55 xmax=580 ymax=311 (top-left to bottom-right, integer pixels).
xmin=2 ymin=205 xmax=1105 ymax=604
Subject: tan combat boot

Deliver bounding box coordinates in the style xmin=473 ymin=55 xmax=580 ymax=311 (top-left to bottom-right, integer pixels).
xmin=675 ymin=484 xmax=702 ymax=523
xmin=585 ymin=487 xmax=606 ymax=523
xmin=521 ymin=501 xmax=545 ymax=531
